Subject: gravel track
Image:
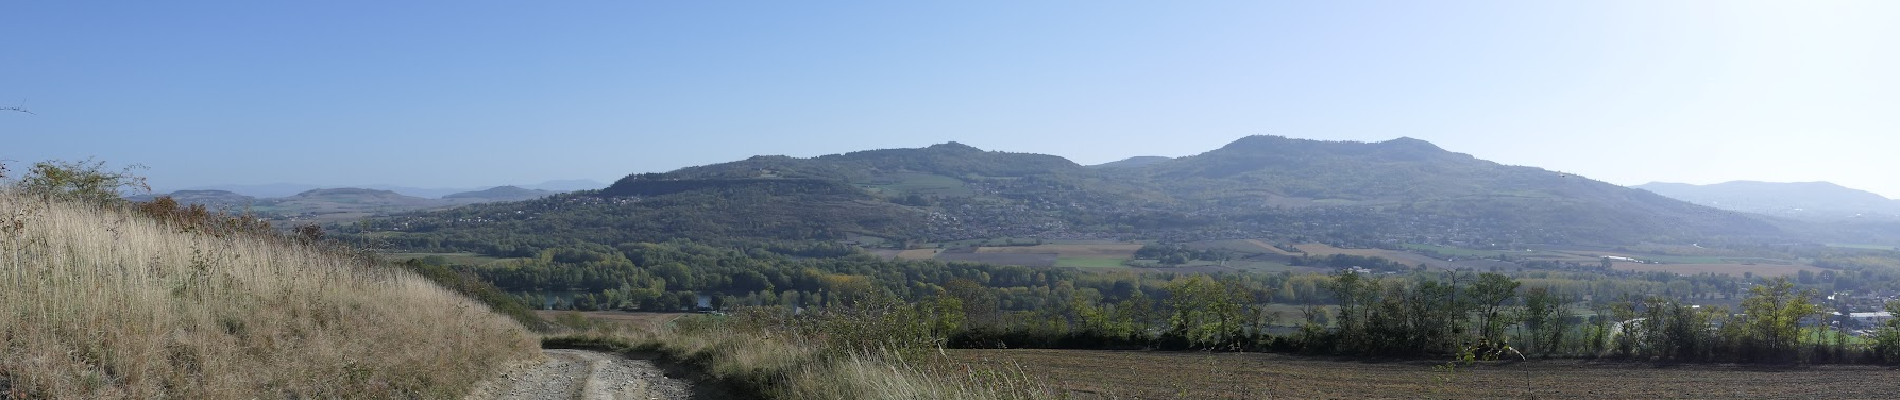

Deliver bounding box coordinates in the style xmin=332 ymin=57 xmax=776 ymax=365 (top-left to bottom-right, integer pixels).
xmin=465 ymin=349 xmax=695 ymax=400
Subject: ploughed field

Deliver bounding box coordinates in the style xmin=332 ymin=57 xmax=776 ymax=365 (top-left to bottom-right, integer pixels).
xmin=951 ymin=349 xmax=1900 ymax=399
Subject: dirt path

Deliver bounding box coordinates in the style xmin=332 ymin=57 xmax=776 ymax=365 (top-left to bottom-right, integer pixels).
xmin=464 ymin=349 xmax=696 ymax=400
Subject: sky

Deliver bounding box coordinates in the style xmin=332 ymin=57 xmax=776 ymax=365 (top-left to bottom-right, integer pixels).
xmin=4 ymin=1 xmax=1898 ymax=197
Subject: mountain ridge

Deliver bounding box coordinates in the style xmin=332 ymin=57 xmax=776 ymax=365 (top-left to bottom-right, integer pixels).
xmin=344 ymin=136 xmax=1846 ymax=257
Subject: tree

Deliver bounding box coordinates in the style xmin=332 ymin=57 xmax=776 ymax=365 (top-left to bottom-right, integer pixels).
xmin=1164 ymin=276 xmax=1249 ymax=349
xmin=1469 ymin=273 xmax=1521 ymax=342
xmin=11 ymin=159 xmax=149 ymax=205
xmin=1326 ymin=270 xmax=1375 ymax=351
xmin=1740 ymin=278 xmax=1822 ymax=361
xmin=1873 ymin=300 xmax=1900 ymax=363
xmin=1518 ymin=286 xmax=1572 ymax=356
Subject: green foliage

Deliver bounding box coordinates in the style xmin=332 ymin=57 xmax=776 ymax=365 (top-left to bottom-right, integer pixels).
xmin=10 ymin=159 xmax=148 ymax=205
xmin=1469 ymin=273 xmax=1522 ymax=341
xmin=1874 ymin=300 xmax=1900 ymax=363
xmin=1740 ymin=278 xmax=1823 ymax=361
xmin=1162 ymin=276 xmax=1253 ymax=349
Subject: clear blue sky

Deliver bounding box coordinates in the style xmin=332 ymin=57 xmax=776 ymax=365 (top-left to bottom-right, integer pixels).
xmin=5 ymin=1 xmax=1897 ymax=197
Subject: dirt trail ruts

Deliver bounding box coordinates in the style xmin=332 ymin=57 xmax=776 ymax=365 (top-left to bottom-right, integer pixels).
xmin=464 ymin=349 xmax=695 ymax=400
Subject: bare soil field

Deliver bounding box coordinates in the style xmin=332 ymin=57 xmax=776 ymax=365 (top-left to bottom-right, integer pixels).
xmin=1190 ymin=239 xmax=1298 ymax=256
xmin=938 ymin=244 xmax=1143 ymax=268
xmin=1294 ymin=243 xmax=1458 ymax=269
xmin=952 ymin=349 xmax=1900 ymax=400
xmin=1611 ymin=261 xmax=1822 ymax=277
xmin=1246 ymin=239 xmax=1298 ymax=255
xmin=894 ymin=248 xmax=941 ymax=260
xmin=868 ymin=248 xmax=962 ymax=262
xmin=938 ymin=251 xmax=1059 ymax=267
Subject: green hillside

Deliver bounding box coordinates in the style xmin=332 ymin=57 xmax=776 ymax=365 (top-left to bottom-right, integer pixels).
xmin=345 ymin=136 xmax=1812 ymax=257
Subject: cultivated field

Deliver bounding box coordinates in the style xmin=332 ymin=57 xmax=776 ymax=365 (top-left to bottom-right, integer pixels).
xmin=976 ymin=244 xmax=1143 ymax=256
xmin=958 ymin=244 xmax=1143 ymax=268
xmin=1191 ymin=239 xmax=1299 ymax=255
xmin=1610 ymin=261 xmax=1822 ymax=277
xmin=1295 ymin=243 xmax=1461 ymax=269
xmin=938 ymin=251 xmax=1060 ymax=267
xmin=895 ymin=248 xmax=941 ymax=261
xmin=952 ymin=349 xmax=1900 ymax=399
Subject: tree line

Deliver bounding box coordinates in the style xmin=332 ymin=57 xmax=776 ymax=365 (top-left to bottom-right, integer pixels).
xmin=425 ymin=240 xmax=1900 ymax=364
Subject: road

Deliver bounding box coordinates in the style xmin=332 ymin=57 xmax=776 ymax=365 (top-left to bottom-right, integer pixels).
xmin=464 ymin=349 xmax=695 ymax=400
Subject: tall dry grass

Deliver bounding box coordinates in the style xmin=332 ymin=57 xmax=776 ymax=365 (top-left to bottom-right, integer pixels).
xmin=0 ymin=190 xmax=537 ymax=399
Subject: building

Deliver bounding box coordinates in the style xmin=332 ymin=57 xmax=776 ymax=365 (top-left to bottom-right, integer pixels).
xmin=1845 ymin=312 xmax=1893 ymax=326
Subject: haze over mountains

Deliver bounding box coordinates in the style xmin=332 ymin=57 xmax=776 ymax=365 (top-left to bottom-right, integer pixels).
xmin=173 ymin=180 xmax=605 ymax=199
xmin=1635 ymin=181 xmax=1900 ymax=219
xmin=343 ymin=135 xmax=1882 ymax=257
xmin=130 ymin=185 xmax=577 ymax=225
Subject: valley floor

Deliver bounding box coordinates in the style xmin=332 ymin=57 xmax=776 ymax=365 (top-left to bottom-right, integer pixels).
xmin=463 ymin=349 xmax=695 ymax=400
xmin=952 ymin=349 xmax=1900 ymax=399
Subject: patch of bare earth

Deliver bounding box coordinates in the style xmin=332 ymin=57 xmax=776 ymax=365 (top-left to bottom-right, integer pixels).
xmin=954 ymin=349 xmax=1900 ymax=399
xmin=465 ymin=349 xmax=694 ymax=400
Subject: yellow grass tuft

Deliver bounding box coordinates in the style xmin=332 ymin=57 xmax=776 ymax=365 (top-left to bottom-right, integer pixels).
xmin=0 ymin=191 xmax=537 ymax=399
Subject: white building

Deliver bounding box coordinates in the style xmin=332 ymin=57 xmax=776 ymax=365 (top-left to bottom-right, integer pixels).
xmin=1844 ymin=312 xmax=1893 ymax=326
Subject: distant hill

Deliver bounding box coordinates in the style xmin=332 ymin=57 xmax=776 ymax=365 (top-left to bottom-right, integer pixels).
xmin=1634 ymin=181 xmax=1900 ymax=218
xmin=522 ymin=179 xmax=606 ymax=192
xmin=348 ymin=136 xmax=1824 ymax=257
xmin=131 ymin=185 xmax=571 ymax=227
xmin=178 ymin=183 xmax=324 ymax=198
xmin=1108 ymin=135 xmax=1780 ymax=245
xmin=1088 ymin=156 xmax=1173 ymax=169
xmin=443 ymin=186 xmax=561 ymax=202
xmin=127 ymin=189 xmax=258 ymax=209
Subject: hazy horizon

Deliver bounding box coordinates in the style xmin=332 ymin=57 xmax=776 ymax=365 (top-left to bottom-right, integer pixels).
xmin=6 ymin=2 xmax=1897 ymax=197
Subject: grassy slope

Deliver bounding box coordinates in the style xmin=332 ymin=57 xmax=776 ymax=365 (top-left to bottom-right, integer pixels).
xmin=0 ymin=192 xmax=537 ymax=399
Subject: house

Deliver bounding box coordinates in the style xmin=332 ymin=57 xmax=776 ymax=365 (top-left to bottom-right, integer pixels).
xmin=1845 ymin=312 xmax=1893 ymax=326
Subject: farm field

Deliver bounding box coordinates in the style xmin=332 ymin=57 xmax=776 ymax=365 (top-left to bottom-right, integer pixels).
xmin=894 ymin=248 xmax=940 ymax=261
xmin=976 ymin=244 xmax=1143 ymax=256
xmin=1610 ymin=261 xmax=1821 ymax=277
xmin=1830 ymin=244 xmax=1900 ymax=251
xmin=1055 ymin=257 xmax=1127 ymax=269
xmin=1190 ymin=238 xmax=1298 ymax=255
xmin=951 ymin=349 xmax=1900 ymax=399
xmin=1294 ymin=243 xmax=1460 ymax=269
xmin=938 ymin=251 xmax=1059 ymax=267
xmin=1402 ymin=243 xmax=1512 ymax=258
xmin=959 ymin=244 xmax=1142 ymax=268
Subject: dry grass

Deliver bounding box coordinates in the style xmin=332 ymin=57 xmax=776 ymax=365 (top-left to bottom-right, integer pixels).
xmin=0 ymin=191 xmax=537 ymax=399
xmin=1610 ymin=261 xmax=1822 ymax=277
xmin=954 ymin=349 xmax=1900 ymax=399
